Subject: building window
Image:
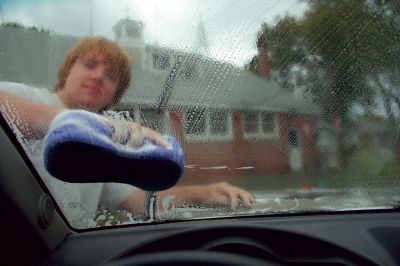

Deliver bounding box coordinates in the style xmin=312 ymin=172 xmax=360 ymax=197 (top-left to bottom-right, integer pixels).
xmin=210 ymin=110 xmax=228 ymax=134
xmin=243 ymin=111 xmax=258 ymax=133
xmin=140 ymin=108 xmax=166 ymax=133
xmin=184 ymin=108 xmax=233 ymax=142
xmin=185 ymin=107 xmax=206 ymax=135
xmin=125 ymin=22 xmax=143 ymax=38
xmin=288 ymin=129 xmax=299 ymax=147
xmin=152 ymin=52 xmax=170 ymax=70
xmin=261 ymin=112 xmax=275 ymax=134
xmin=243 ymin=110 xmax=278 ymax=139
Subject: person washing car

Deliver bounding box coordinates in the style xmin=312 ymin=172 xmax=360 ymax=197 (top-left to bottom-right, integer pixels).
xmin=0 ymin=37 xmax=254 ymax=227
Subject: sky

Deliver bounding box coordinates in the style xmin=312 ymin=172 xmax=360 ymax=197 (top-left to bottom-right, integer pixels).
xmin=0 ymin=0 xmax=308 ymax=66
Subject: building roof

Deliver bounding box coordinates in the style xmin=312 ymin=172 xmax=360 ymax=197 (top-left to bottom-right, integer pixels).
xmin=121 ymin=44 xmax=321 ymax=115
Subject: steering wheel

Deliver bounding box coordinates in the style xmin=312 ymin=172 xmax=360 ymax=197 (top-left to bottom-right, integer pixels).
xmin=107 ymin=250 xmax=280 ymax=266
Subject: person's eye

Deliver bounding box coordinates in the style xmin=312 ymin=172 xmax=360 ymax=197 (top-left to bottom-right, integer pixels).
xmin=83 ymin=60 xmax=95 ymax=69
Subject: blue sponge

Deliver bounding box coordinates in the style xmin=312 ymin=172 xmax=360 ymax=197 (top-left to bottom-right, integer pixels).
xmin=43 ymin=110 xmax=184 ymax=191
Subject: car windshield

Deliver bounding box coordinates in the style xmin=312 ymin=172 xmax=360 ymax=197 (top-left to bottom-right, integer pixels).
xmin=0 ymin=0 xmax=399 ymax=229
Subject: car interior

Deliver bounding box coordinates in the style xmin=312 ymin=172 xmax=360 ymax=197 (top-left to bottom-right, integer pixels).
xmin=1 ymin=1 xmax=400 ymax=265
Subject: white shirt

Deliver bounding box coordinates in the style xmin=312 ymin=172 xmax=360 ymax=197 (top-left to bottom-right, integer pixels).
xmin=0 ymin=81 xmax=135 ymax=228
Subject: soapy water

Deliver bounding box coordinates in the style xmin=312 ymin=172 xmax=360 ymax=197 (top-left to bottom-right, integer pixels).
xmin=156 ymin=186 xmax=400 ymax=221
xmin=93 ymin=185 xmax=400 ymax=227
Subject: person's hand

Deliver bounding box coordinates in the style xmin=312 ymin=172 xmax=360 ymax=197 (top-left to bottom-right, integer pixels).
xmin=111 ymin=121 xmax=168 ymax=148
xmin=202 ymin=182 xmax=255 ymax=211
xmin=163 ymin=182 xmax=255 ymax=212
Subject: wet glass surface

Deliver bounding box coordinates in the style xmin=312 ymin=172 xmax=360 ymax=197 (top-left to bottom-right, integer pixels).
xmin=0 ymin=0 xmax=399 ymax=228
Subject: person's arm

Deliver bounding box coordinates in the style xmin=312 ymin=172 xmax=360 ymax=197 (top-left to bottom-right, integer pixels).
xmin=0 ymin=90 xmax=64 ymax=138
xmin=0 ymin=90 xmax=167 ymax=147
xmin=120 ymin=182 xmax=255 ymax=216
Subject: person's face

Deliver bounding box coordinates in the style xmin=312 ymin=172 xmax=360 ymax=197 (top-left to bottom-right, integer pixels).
xmin=57 ymin=53 xmax=119 ymax=112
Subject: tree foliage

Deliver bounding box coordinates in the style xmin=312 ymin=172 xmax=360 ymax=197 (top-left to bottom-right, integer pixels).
xmin=249 ymin=0 xmax=400 ymax=123
xmin=0 ymin=22 xmax=47 ymax=32
xmin=246 ymin=16 xmax=306 ymax=90
xmin=248 ymin=0 xmax=400 ymax=164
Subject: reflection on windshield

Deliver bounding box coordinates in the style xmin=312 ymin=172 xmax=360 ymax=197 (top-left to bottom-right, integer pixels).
xmin=0 ymin=0 xmax=399 ymax=229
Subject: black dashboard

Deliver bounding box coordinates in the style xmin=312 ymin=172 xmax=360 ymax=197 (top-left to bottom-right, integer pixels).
xmin=39 ymin=211 xmax=400 ymax=266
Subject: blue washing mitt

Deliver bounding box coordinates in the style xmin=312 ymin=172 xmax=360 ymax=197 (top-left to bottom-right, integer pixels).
xmin=43 ymin=110 xmax=184 ymax=191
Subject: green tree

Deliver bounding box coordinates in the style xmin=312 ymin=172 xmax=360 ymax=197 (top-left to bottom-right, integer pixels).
xmin=0 ymin=22 xmax=47 ymax=32
xmin=246 ymin=16 xmax=306 ymax=90
xmin=302 ymin=0 xmax=393 ymax=118
xmin=249 ymin=0 xmax=400 ymax=166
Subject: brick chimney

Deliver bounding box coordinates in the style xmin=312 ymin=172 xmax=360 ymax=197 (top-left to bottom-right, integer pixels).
xmin=256 ymin=38 xmax=271 ymax=79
